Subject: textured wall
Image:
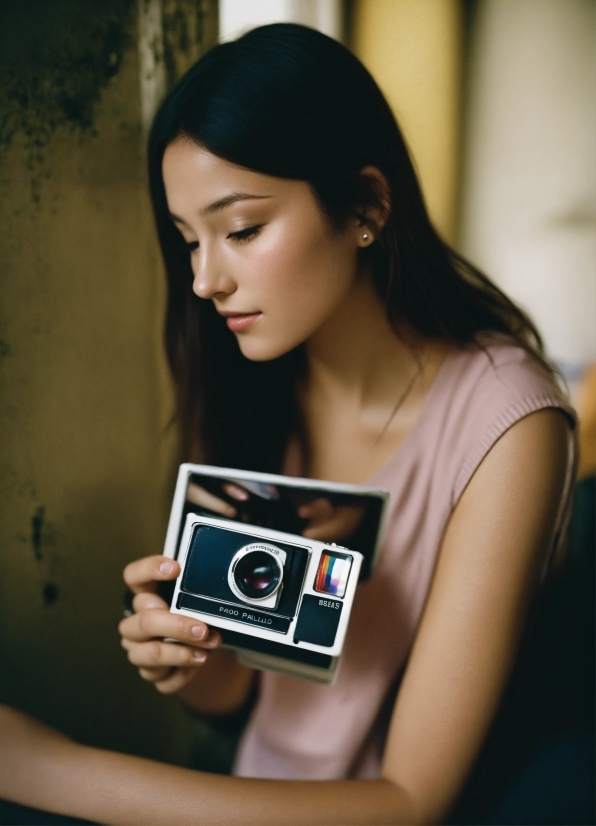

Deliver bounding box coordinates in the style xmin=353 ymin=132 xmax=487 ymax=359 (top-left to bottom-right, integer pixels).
xmin=0 ymin=0 xmax=216 ymax=762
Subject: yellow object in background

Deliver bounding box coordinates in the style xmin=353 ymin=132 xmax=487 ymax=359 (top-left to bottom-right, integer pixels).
xmin=351 ymin=0 xmax=462 ymax=244
xmin=577 ymin=365 xmax=596 ymax=480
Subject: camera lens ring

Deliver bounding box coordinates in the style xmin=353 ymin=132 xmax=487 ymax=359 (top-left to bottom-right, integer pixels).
xmin=228 ymin=543 xmax=284 ymax=603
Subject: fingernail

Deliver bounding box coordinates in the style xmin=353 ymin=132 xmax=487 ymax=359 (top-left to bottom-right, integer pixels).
xmin=193 ymin=650 xmax=207 ymax=661
xmin=205 ymin=633 xmax=220 ymax=648
xmin=224 ymin=505 xmax=238 ymax=518
xmin=191 ymin=624 xmax=207 ymax=639
xmin=159 ymin=561 xmax=174 ymax=574
xmin=229 ymin=485 xmax=249 ymax=501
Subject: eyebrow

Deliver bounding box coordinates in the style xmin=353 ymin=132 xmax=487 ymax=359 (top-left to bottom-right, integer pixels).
xmin=169 ymin=193 xmax=272 ymax=225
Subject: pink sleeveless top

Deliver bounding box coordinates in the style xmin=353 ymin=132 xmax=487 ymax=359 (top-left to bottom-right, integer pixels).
xmin=233 ymin=338 xmax=577 ymax=780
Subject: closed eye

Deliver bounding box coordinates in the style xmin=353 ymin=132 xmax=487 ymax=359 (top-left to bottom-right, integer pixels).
xmin=227 ymin=224 xmax=264 ymax=243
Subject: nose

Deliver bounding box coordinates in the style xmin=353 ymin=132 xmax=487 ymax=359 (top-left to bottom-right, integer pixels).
xmin=191 ymin=243 xmax=237 ymax=300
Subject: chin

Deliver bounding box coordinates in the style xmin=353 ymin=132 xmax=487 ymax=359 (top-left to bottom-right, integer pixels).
xmin=236 ymin=333 xmax=300 ymax=363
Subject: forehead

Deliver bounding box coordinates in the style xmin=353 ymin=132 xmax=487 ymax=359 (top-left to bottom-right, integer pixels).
xmin=162 ymin=139 xmax=289 ymax=211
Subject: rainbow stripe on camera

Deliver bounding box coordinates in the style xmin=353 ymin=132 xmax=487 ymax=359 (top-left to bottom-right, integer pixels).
xmin=314 ymin=550 xmax=353 ymax=598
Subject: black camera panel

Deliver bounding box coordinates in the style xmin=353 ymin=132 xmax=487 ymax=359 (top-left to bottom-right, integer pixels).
xmin=219 ymin=628 xmax=333 ymax=669
xmin=177 ymin=593 xmax=292 ymax=634
xmin=294 ymin=594 xmax=343 ymax=647
xmin=181 ymin=525 xmax=309 ymax=618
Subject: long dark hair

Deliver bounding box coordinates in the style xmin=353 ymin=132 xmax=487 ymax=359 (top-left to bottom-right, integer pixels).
xmin=148 ymin=23 xmax=547 ymax=472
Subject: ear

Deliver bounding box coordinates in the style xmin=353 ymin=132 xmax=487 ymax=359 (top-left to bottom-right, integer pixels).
xmin=353 ymin=165 xmax=392 ymax=248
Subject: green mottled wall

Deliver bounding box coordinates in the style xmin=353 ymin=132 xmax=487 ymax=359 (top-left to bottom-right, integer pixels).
xmin=0 ymin=0 xmax=217 ymax=763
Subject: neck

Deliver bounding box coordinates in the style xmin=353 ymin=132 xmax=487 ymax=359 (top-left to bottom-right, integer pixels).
xmin=304 ymin=272 xmax=423 ymax=407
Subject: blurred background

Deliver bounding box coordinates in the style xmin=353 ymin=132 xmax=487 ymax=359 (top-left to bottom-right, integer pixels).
xmin=0 ymin=0 xmax=594 ymax=778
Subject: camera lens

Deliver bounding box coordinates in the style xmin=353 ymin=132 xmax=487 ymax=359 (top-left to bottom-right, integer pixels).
xmin=234 ymin=551 xmax=282 ymax=600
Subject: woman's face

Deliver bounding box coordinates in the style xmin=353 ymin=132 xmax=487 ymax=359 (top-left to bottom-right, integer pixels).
xmin=162 ymin=140 xmax=364 ymax=361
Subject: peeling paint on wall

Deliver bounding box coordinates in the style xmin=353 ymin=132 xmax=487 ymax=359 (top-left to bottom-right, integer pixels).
xmin=0 ymin=0 xmax=135 ymax=155
xmin=42 ymin=582 xmax=60 ymax=607
xmin=31 ymin=505 xmax=45 ymax=561
xmin=162 ymin=0 xmax=219 ymax=88
xmin=137 ymin=0 xmax=218 ymax=137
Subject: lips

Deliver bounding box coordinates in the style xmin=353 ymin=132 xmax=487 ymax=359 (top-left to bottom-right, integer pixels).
xmin=220 ymin=312 xmax=262 ymax=332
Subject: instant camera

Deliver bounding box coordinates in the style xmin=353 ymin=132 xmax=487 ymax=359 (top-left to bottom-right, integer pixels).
xmin=164 ymin=464 xmax=389 ymax=683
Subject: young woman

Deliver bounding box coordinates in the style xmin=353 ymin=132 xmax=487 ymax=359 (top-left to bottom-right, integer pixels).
xmin=0 ymin=24 xmax=576 ymax=825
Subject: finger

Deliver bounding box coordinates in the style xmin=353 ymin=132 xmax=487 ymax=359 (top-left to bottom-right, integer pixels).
xmin=187 ymin=483 xmax=237 ymax=518
xmin=222 ymin=483 xmax=249 ymax=501
xmin=132 ymin=592 xmax=169 ymax=612
xmin=204 ymin=630 xmax=221 ymax=648
xmin=302 ymin=523 xmax=341 ymax=540
xmin=154 ymin=667 xmax=197 ymax=695
xmin=302 ymin=512 xmax=350 ymax=540
xmin=119 ymin=608 xmax=214 ymax=645
xmin=123 ymin=639 xmax=210 ymax=669
xmin=121 ymin=626 xmax=221 ymax=654
xmin=302 ymin=506 xmax=363 ymax=541
xmin=138 ymin=666 xmax=173 ymax=683
xmin=123 ymin=556 xmax=180 ymax=594
xmin=298 ymin=498 xmax=334 ymax=521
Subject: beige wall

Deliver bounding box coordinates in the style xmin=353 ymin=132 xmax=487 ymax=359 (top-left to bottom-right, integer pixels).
xmin=351 ymin=0 xmax=463 ymax=244
xmin=0 ymin=4 xmax=215 ymax=761
xmin=459 ymin=0 xmax=596 ymax=369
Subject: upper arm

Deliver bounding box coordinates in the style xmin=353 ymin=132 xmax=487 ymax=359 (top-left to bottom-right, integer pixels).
xmin=380 ymin=408 xmax=572 ymax=824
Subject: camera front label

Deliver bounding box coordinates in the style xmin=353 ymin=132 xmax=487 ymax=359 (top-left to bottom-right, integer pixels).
xmin=318 ymin=599 xmax=341 ymax=609
xmin=177 ymin=592 xmax=291 ymax=633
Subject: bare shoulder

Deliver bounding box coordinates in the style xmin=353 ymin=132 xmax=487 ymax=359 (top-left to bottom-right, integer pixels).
xmin=451 ymin=406 xmax=572 ymax=549
xmin=439 ymin=407 xmax=573 ymax=616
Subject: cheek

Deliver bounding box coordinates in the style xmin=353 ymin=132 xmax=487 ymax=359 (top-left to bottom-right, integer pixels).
xmin=237 ymin=222 xmax=355 ymax=359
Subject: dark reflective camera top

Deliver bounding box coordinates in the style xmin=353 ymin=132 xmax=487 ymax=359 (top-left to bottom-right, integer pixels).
xmin=180 ymin=471 xmax=386 ymax=579
xmin=234 ymin=551 xmax=281 ymax=599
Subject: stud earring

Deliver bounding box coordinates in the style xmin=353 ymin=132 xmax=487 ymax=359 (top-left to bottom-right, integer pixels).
xmin=362 ymin=233 xmax=369 ymax=242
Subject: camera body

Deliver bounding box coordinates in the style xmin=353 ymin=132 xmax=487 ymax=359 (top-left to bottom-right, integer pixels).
xmin=171 ymin=514 xmax=363 ymax=683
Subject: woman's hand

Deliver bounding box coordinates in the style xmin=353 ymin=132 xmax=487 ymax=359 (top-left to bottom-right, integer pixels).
xmin=119 ymin=555 xmax=221 ymax=695
xmin=298 ymin=499 xmax=365 ymax=542
xmin=186 ymin=481 xmax=249 ymax=518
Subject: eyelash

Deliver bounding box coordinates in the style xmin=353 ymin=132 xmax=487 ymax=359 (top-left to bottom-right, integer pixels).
xmin=227 ymin=224 xmax=264 ymax=243
xmin=180 ymin=240 xmax=199 ymax=253
xmin=177 ymin=224 xmax=264 ymax=253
